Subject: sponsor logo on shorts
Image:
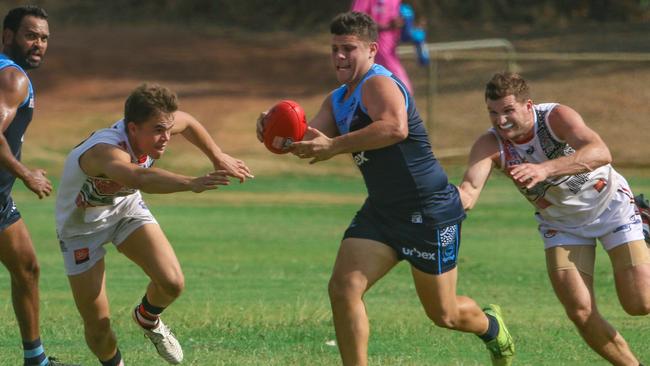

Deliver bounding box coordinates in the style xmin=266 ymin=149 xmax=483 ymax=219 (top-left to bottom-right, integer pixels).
xmin=139 ymin=200 xmax=149 ymax=210
xmin=593 ymin=178 xmax=607 ymax=193
xmin=439 ymin=225 xmax=457 ymax=247
xmin=629 ymin=214 xmax=641 ymax=225
xmin=402 ymin=247 xmax=436 ymax=261
xmin=543 ymin=229 xmax=558 ymax=238
xmin=442 ymin=244 xmax=456 ymax=263
xmin=613 ymin=224 xmax=631 ymax=234
xmin=74 ymin=248 xmax=90 ymax=264
xmin=411 ymin=212 xmax=422 ymax=224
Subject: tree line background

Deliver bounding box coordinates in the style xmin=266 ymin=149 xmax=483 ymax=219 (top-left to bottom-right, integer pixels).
xmin=1 ymin=0 xmax=649 ymax=33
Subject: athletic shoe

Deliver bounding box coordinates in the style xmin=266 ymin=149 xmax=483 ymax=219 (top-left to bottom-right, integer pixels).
xmin=635 ymin=194 xmax=650 ymax=244
xmin=132 ymin=307 xmax=184 ymax=364
xmin=483 ymin=304 xmax=515 ymax=366
xmin=47 ymin=357 xmax=81 ymax=366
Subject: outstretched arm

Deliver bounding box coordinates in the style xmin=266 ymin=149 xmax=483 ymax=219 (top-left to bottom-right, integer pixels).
xmin=79 ymin=143 xmax=231 ymax=194
xmin=0 ymin=67 xmax=52 ymax=199
xmin=458 ymin=133 xmax=500 ymax=211
xmin=509 ymin=105 xmax=611 ymax=189
xmin=172 ymin=110 xmax=253 ymax=182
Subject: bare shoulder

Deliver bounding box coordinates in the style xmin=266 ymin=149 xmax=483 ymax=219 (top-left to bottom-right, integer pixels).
xmin=362 ymin=75 xmax=402 ymax=96
xmin=361 ymin=75 xmax=405 ymax=112
xmin=79 ymin=143 xmax=131 ymax=177
xmin=547 ymin=104 xmax=591 ymax=139
xmin=471 ymin=132 xmax=501 ymax=163
xmin=547 ymin=104 xmax=586 ymax=128
xmin=173 ymin=110 xmax=195 ymax=121
xmin=474 ymin=131 xmax=500 ymax=150
xmin=170 ymin=110 xmax=199 ymax=134
xmin=0 ymin=67 xmax=29 ymax=105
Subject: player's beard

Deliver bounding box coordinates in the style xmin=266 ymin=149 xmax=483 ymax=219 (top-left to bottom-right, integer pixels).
xmin=9 ymin=41 xmax=41 ymax=70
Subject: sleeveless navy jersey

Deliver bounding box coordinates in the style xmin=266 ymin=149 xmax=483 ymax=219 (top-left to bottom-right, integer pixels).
xmin=331 ymin=64 xmax=464 ymax=227
xmin=0 ymin=54 xmax=34 ymax=203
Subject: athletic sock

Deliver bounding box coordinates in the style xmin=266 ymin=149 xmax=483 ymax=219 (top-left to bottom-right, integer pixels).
xmin=23 ymin=337 xmax=48 ymax=366
xmin=100 ymin=348 xmax=124 ymax=366
xmin=134 ymin=294 xmax=165 ymax=329
xmin=478 ymin=313 xmax=500 ymax=342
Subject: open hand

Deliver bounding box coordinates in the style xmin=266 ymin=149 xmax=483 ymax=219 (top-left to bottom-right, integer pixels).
xmin=23 ymin=168 xmax=52 ymax=199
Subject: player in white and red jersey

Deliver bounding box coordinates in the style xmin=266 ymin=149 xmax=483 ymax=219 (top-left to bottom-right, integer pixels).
xmin=56 ymin=83 xmax=253 ymax=366
xmin=459 ymin=72 xmax=650 ymax=365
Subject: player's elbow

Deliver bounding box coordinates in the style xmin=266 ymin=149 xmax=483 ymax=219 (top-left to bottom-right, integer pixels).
xmin=457 ymin=185 xmax=476 ymax=211
xmin=123 ymin=174 xmax=149 ymax=192
xmin=601 ymin=149 xmax=612 ymax=165
xmin=584 ymin=150 xmax=612 ymax=171
xmin=463 ymin=201 xmax=475 ymax=211
xmin=589 ymin=143 xmax=612 ymax=168
xmin=389 ymin=124 xmax=408 ymax=142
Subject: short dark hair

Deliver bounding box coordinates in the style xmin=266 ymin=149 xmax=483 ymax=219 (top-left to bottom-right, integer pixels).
xmin=3 ymin=5 xmax=48 ymax=32
xmin=485 ymin=72 xmax=531 ymax=102
xmin=124 ymin=83 xmax=178 ymax=124
xmin=330 ymin=11 xmax=378 ymax=42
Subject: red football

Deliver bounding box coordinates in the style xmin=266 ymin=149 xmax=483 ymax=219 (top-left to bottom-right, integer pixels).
xmin=263 ymin=100 xmax=307 ymax=154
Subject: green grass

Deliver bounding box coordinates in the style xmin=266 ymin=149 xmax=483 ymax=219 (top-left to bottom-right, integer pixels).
xmin=0 ymin=170 xmax=648 ymax=365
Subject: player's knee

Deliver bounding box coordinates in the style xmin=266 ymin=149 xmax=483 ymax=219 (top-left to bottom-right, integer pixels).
xmin=158 ymin=274 xmax=185 ymax=299
xmin=564 ymin=305 xmax=595 ymax=328
xmin=11 ymin=257 xmax=40 ymax=286
xmin=328 ymin=274 xmax=365 ymax=303
xmin=621 ymin=298 xmax=650 ymax=316
xmin=427 ymin=310 xmax=459 ymax=329
xmin=84 ymin=318 xmax=113 ymax=344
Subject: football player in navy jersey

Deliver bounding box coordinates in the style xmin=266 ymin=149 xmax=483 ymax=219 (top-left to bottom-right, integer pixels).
xmin=257 ymin=11 xmax=514 ymax=366
xmin=0 ymin=5 xmax=77 ymax=366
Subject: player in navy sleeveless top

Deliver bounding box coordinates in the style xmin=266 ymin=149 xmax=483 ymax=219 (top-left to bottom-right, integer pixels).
xmin=330 ymin=62 xmax=463 ymax=227
xmin=257 ymin=11 xmax=514 ymax=366
xmin=0 ymin=6 xmax=77 ymax=366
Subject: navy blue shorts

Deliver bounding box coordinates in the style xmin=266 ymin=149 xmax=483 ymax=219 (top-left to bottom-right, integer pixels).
xmin=0 ymin=196 xmax=21 ymax=232
xmin=343 ymin=204 xmax=461 ymax=275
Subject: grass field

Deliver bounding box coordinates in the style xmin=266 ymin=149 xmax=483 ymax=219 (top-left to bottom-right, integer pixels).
xmin=0 ymin=169 xmax=648 ymax=365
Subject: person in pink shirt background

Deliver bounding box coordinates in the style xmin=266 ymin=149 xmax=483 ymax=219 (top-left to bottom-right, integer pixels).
xmin=351 ymin=0 xmax=414 ymax=94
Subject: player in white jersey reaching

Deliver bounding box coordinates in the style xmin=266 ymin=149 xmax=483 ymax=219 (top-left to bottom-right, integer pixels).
xmin=55 ymin=83 xmax=253 ymax=366
xmin=458 ymin=72 xmax=650 ymax=365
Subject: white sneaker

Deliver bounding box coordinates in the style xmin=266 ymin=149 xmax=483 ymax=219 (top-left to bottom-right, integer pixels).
xmin=133 ymin=309 xmax=184 ymax=364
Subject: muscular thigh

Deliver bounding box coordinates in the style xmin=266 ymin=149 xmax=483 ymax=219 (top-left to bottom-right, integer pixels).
xmin=331 ymin=238 xmax=398 ymax=291
xmin=546 ymin=247 xmax=596 ymax=310
xmin=117 ymin=224 xmax=182 ymax=283
xmin=607 ymin=240 xmax=650 ymax=271
xmin=68 ymin=259 xmax=110 ymax=323
xmin=546 ymin=245 xmax=596 ymax=276
xmin=607 ymin=240 xmax=650 ymax=307
xmin=0 ymin=219 xmax=35 ymax=271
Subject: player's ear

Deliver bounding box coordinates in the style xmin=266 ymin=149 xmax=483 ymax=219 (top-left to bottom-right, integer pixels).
xmin=368 ymin=41 xmax=378 ymax=59
xmin=525 ymin=99 xmax=533 ymax=111
xmin=126 ymin=121 xmax=137 ymax=135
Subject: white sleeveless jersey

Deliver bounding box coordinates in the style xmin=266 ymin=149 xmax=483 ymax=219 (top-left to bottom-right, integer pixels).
xmin=491 ymin=103 xmax=616 ymax=227
xmin=56 ymin=119 xmax=154 ymax=237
